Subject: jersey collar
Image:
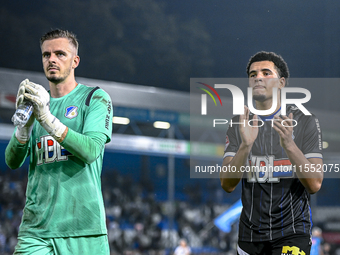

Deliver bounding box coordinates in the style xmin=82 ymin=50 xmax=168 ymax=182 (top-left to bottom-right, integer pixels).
xmin=258 ymin=107 xmax=281 ymax=121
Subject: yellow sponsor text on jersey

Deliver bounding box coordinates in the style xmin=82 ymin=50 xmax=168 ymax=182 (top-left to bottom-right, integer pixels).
xmin=281 ymin=246 xmax=305 ymax=255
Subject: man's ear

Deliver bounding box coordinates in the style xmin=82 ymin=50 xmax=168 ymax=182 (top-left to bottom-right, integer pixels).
xmin=279 ymin=77 xmax=286 ymax=89
xmin=72 ymin=55 xmax=80 ymax=69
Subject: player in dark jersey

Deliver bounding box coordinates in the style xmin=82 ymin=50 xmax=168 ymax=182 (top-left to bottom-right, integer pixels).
xmin=220 ymin=51 xmax=323 ymax=255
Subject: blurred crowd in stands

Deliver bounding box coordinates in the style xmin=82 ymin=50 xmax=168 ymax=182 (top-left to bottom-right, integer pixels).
xmin=0 ymin=167 xmax=233 ymax=254
xmin=0 ymin=168 xmax=338 ymax=254
xmin=0 ymin=169 xmax=26 ymax=254
xmin=102 ymin=170 xmax=234 ymax=255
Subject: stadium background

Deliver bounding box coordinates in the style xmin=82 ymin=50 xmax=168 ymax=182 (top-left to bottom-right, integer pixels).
xmin=1 ymin=1 xmax=340 ymax=254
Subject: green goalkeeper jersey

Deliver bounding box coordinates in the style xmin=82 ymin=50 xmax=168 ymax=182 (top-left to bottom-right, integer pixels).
xmin=17 ymin=84 xmax=113 ymax=238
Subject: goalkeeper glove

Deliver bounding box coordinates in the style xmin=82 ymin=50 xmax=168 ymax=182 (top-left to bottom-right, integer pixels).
xmin=24 ymin=81 xmax=66 ymax=140
xmin=15 ymin=79 xmax=35 ymax=142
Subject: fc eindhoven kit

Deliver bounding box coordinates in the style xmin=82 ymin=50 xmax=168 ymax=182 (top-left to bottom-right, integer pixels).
xmin=9 ymin=84 xmax=113 ymax=240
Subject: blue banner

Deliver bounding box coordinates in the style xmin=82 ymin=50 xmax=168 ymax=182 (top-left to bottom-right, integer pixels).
xmin=214 ymin=199 xmax=242 ymax=233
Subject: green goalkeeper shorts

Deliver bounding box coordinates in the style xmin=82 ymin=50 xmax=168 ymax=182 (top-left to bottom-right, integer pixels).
xmin=14 ymin=234 xmax=109 ymax=255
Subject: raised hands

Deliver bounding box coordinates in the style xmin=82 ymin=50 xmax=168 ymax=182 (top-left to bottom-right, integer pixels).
xmin=239 ymin=106 xmax=259 ymax=147
xmin=272 ymin=113 xmax=295 ymax=150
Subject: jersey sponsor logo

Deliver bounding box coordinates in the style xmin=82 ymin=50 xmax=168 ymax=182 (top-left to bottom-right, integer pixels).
xmin=36 ymin=135 xmax=72 ymax=165
xmin=65 ymin=106 xmax=78 ymax=119
xmin=315 ymin=118 xmax=322 ymax=150
xmin=281 ymin=246 xmax=305 ymax=255
xmin=105 ymin=100 xmax=112 ymax=130
xmin=247 ymin=155 xmax=293 ymax=183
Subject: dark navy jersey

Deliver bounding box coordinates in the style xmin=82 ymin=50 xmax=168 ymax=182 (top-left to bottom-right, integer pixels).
xmin=223 ymin=106 xmax=323 ymax=242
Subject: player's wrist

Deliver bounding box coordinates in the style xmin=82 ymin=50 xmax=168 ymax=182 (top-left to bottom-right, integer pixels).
xmin=240 ymin=141 xmax=253 ymax=151
xmin=39 ymin=112 xmax=67 ymax=140
xmin=281 ymin=140 xmax=297 ymax=153
xmin=15 ymin=125 xmax=33 ymax=143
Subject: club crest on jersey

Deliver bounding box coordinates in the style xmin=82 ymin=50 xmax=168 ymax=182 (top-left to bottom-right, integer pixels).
xmin=65 ymin=106 xmax=78 ymax=119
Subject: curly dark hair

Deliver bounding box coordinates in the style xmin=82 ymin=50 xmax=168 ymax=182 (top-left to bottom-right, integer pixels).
xmin=40 ymin=29 xmax=78 ymax=53
xmin=246 ymin=51 xmax=289 ymax=79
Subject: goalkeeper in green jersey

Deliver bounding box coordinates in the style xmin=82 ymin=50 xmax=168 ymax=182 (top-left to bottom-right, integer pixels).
xmin=5 ymin=29 xmax=113 ymax=255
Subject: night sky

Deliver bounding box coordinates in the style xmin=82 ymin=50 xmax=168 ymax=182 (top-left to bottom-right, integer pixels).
xmin=1 ymin=0 xmax=340 ymax=104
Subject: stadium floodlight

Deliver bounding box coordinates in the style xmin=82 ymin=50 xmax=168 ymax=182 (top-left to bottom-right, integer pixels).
xmin=112 ymin=116 xmax=130 ymax=125
xmin=153 ymin=121 xmax=170 ymax=129
xmin=323 ymin=141 xmax=329 ymax=149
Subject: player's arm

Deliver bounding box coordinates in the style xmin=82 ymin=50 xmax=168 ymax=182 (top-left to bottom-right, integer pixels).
xmin=220 ymin=107 xmax=259 ymax=193
xmin=5 ymin=131 xmax=30 ymax=169
xmin=5 ymin=79 xmax=35 ymax=169
xmin=59 ymin=130 xmax=107 ymax=164
xmin=61 ymin=88 xmax=113 ymax=164
xmin=24 ymin=81 xmax=113 ymax=165
xmin=273 ymin=114 xmax=323 ymax=194
xmin=284 ymin=149 xmax=322 ymax=194
xmin=59 ymin=88 xmax=112 ymax=164
xmin=221 ymin=145 xmax=251 ymax=193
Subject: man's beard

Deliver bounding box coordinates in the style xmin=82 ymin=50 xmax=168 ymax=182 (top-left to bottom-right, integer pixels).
xmin=253 ymin=94 xmax=266 ymax=102
xmin=47 ymin=75 xmax=64 ymax=83
xmin=46 ymin=68 xmax=71 ymax=84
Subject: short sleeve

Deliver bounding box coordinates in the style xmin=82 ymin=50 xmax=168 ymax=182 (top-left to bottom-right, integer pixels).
xmin=301 ymin=115 xmax=323 ymax=159
xmin=223 ymin=116 xmax=241 ymax=159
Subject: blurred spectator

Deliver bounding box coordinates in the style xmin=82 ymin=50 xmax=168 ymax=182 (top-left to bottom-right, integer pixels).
xmin=323 ymin=243 xmax=331 ymax=255
xmin=173 ymin=239 xmax=191 ymax=255
xmin=311 ymin=227 xmax=323 ymax=255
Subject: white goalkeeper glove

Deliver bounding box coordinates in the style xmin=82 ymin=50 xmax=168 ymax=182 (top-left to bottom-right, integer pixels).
xmin=24 ymin=81 xmax=66 ymax=140
xmin=15 ymin=79 xmax=35 ymax=142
